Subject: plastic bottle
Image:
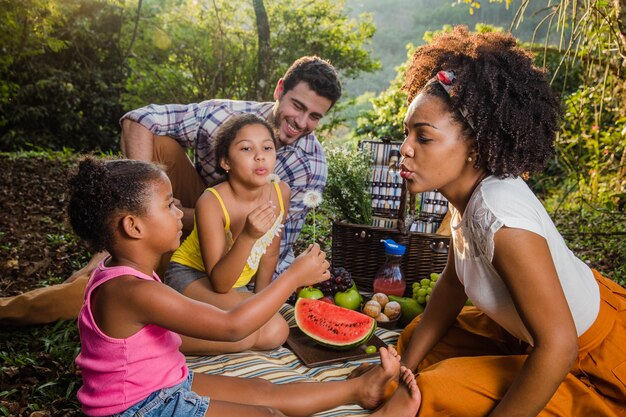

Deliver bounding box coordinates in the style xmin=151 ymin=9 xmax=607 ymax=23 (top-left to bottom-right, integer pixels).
xmin=373 ymin=239 xmax=407 ymax=296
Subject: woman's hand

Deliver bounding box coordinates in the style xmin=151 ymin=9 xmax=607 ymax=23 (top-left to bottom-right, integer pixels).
xmin=242 ymin=202 xmax=276 ymax=239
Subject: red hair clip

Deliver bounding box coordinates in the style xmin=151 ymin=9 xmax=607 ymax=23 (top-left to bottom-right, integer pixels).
xmin=433 ymin=70 xmax=474 ymax=131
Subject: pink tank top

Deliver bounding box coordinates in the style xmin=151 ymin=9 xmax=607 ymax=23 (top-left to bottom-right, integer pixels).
xmin=75 ymin=260 xmax=188 ymax=416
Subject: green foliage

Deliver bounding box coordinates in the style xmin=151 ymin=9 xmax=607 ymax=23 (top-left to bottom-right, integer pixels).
xmin=0 ymin=0 xmax=126 ymax=152
xmin=354 ymin=45 xmax=412 ymax=142
xmin=0 ymin=0 xmax=378 ymax=151
xmin=508 ymin=1 xmax=625 ymax=212
xmin=123 ymin=0 xmax=258 ymax=106
xmin=343 ymin=0 xmax=556 ymax=97
xmin=267 ymin=0 xmax=379 ymax=80
xmin=295 ymin=206 xmax=333 ymax=256
xmin=123 ymin=0 xmax=379 ymax=106
xmin=323 ymin=144 xmax=372 ymax=224
xmin=0 ymin=320 xmax=81 ymax=412
xmin=540 ymin=84 xmax=626 ymax=211
xmin=454 ymin=0 xmax=513 ymax=16
xmin=551 ymin=209 xmax=626 ymax=286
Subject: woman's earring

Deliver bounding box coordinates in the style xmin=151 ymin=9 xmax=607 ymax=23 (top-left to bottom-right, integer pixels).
xmin=467 ymin=156 xmax=473 ymax=162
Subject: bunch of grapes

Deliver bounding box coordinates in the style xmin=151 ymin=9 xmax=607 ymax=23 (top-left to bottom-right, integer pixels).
xmin=315 ymin=267 xmax=353 ymax=295
xmin=411 ymin=272 xmax=439 ymax=306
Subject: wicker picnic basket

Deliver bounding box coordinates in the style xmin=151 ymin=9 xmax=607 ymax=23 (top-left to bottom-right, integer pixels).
xmin=331 ymin=140 xmax=450 ymax=296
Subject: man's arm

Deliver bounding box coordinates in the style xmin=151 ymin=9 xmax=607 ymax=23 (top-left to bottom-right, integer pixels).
xmin=120 ymin=119 xmax=155 ymax=160
xmin=119 ymin=102 xmax=216 ymax=230
xmin=119 ymin=102 xmax=212 ymax=159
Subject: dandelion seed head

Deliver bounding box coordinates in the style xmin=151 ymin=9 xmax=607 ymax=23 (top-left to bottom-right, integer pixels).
xmin=303 ymin=190 xmax=323 ymax=208
xmin=267 ymin=173 xmax=281 ymax=184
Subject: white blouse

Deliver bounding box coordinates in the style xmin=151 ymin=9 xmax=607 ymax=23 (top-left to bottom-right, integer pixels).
xmin=450 ymin=176 xmax=599 ymax=344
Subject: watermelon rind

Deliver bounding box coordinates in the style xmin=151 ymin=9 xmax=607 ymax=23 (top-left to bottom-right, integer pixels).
xmin=294 ymin=298 xmax=377 ymax=350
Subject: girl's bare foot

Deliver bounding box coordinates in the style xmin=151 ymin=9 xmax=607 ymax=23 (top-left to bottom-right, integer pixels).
xmin=357 ymin=346 xmax=402 ymax=409
xmin=371 ymin=366 xmax=421 ymax=417
xmin=347 ymin=363 xmax=373 ymax=379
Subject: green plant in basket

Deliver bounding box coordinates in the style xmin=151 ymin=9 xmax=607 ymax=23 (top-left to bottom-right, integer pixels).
xmin=323 ymin=144 xmax=372 ymax=225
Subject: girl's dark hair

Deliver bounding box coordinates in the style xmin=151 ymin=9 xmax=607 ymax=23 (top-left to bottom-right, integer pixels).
xmin=404 ymin=26 xmax=562 ymax=177
xmin=68 ymin=157 xmax=164 ymax=252
xmin=214 ymin=114 xmax=276 ymax=175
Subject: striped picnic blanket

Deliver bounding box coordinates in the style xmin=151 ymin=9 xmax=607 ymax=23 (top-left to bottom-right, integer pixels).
xmin=186 ymin=304 xmax=401 ymax=416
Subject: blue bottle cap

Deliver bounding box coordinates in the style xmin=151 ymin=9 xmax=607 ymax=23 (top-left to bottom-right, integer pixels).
xmin=380 ymin=239 xmax=406 ymax=255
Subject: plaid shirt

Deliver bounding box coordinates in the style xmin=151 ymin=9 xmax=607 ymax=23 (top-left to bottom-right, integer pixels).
xmin=122 ymin=99 xmax=328 ymax=278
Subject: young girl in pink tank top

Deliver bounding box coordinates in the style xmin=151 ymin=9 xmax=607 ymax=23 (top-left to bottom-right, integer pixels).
xmin=166 ymin=114 xmax=292 ymax=354
xmin=68 ymin=157 xmax=420 ymax=416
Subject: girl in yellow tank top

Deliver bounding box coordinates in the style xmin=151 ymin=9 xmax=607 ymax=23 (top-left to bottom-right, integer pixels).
xmin=166 ymin=114 xmax=291 ymax=354
xmin=171 ymin=182 xmax=285 ymax=289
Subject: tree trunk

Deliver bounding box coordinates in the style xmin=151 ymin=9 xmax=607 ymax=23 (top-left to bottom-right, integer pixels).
xmin=617 ymin=0 xmax=626 ymax=57
xmin=253 ymin=0 xmax=271 ymax=101
xmin=124 ymin=0 xmax=143 ymax=61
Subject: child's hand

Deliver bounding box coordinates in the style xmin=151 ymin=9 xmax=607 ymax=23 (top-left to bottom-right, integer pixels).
xmin=243 ymin=202 xmax=276 ymax=239
xmin=289 ymin=243 xmax=331 ymax=287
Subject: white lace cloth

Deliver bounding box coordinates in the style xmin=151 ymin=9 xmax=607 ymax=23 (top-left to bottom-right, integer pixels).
xmin=226 ymin=213 xmax=284 ymax=271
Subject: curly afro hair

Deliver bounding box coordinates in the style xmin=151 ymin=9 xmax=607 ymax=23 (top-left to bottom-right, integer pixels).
xmin=68 ymin=157 xmax=164 ymax=252
xmin=403 ymin=26 xmax=562 ymax=177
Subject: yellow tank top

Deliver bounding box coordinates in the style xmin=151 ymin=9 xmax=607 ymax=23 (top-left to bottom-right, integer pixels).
xmin=171 ymin=182 xmax=285 ymax=288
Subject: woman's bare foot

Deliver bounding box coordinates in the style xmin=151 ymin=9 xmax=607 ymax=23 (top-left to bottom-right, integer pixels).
xmin=371 ymin=366 xmax=421 ymax=417
xmin=357 ymin=346 xmax=402 ymax=409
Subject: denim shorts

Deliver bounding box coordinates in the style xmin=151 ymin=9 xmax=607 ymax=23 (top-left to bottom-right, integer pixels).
xmin=165 ymin=262 xmax=252 ymax=294
xmin=113 ymin=372 xmax=209 ymax=417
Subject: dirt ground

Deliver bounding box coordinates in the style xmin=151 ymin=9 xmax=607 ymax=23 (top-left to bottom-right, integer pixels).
xmin=0 ymin=155 xmax=86 ymax=296
xmin=0 ymin=154 xmax=85 ymax=416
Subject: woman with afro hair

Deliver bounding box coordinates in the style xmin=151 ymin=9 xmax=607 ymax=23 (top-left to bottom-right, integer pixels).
xmin=391 ymin=26 xmax=626 ymax=416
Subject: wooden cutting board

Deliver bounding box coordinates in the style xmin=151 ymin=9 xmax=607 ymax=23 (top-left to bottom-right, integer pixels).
xmin=285 ymin=326 xmax=387 ymax=367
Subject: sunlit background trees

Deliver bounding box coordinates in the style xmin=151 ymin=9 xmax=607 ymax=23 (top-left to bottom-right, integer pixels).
xmin=1 ymin=0 xmax=623 ymax=221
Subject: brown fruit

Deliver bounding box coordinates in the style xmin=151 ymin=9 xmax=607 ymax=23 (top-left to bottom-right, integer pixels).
xmin=363 ymin=300 xmax=382 ymax=318
xmin=383 ymin=301 xmax=401 ymax=320
xmin=371 ymin=293 xmax=389 ymax=308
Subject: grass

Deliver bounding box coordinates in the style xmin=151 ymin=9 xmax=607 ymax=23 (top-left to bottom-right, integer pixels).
xmin=0 ymin=321 xmax=81 ymax=416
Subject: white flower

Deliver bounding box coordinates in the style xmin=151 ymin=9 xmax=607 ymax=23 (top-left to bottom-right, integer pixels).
xmin=267 ymin=173 xmax=281 ymax=184
xmin=303 ymin=189 xmax=323 ymax=208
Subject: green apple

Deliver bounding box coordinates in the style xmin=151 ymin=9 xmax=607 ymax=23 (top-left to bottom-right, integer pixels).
xmin=297 ymin=286 xmax=324 ymax=300
xmin=349 ymin=282 xmax=363 ymax=304
xmin=334 ymin=289 xmax=362 ymax=310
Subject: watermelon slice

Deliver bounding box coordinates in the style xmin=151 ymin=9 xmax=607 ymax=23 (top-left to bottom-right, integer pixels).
xmin=295 ymin=298 xmax=376 ymax=350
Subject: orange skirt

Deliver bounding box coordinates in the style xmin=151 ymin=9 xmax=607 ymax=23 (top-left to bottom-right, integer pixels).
xmin=397 ymin=271 xmax=626 ymax=416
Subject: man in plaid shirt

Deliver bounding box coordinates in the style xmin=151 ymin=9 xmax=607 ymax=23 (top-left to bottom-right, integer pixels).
xmin=120 ymin=56 xmax=341 ymax=278
xmin=0 ymin=56 xmax=341 ymax=326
